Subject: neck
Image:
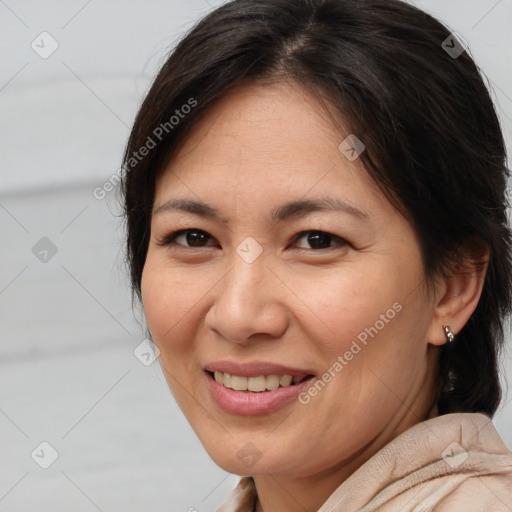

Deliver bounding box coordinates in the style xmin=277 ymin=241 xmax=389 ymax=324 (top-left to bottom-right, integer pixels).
xmin=252 ymin=439 xmax=384 ymax=512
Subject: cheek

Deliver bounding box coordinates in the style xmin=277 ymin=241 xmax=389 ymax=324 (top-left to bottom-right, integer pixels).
xmin=289 ymin=265 xmax=406 ymax=357
xmin=290 ymin=261 xmax=428 ymax=406
xmin=140 ymin=261 xmax=206 ymax=408
xmin=141 ymin=260 xmax=202 ymax=355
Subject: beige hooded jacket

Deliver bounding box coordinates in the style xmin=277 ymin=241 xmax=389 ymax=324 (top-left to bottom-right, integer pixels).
xmin=217 ymin=413 xmax=512 ymax=511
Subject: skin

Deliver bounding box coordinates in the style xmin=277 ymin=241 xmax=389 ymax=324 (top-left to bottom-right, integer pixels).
xmin=141 ymin=81 xmax=487 ymax=512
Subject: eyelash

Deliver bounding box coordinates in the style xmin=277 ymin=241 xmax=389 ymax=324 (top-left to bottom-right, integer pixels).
xmin=157 ymin=229 xmax=348 ymax=252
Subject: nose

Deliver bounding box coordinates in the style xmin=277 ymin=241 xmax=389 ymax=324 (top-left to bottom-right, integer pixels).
xmin=204 ymin=252 xmax=289 ymax=345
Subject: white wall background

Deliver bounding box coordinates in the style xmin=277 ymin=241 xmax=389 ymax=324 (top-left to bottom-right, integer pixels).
xmin=1 ymin=1 xmax=511 ymax=511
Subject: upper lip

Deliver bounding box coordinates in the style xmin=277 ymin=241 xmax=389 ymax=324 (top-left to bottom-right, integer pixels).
xmin=204 ymin=361 xmax=314 ymax=377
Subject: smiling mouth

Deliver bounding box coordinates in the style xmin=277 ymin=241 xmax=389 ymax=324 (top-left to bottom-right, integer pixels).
xmin=207 ymin=371 xmax=314 ymax=392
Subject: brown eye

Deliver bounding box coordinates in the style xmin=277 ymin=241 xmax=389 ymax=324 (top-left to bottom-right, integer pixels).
xmin=293 ymin=231 xmax=347 ymax=250
xmin=159 ymin=229 xmax=216 ymax=248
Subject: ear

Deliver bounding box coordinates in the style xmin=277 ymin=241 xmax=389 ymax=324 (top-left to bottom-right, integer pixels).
xmin=427 ymin=242 xmax=489 ymax=346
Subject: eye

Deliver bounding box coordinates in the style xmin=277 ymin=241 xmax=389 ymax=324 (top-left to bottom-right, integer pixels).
xmin=291 ymin=230 xmax=348 ymax=251
xmin=157 ymin=229 xmax=218 ymax=248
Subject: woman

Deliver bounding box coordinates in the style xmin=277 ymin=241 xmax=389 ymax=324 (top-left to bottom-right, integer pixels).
xmin=121 ymin=0 xmax=512 ymax=510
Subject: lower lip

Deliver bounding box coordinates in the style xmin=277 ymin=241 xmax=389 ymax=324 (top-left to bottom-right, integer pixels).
xmin=205 ymin=372 xmax=314 ymax=415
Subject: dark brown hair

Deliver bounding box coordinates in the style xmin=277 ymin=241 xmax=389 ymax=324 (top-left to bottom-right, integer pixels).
xmin=121 ymin=0 xmax=512 ymax=416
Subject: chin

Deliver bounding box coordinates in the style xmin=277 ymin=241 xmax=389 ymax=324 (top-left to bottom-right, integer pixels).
xmin=202 ymin=439 xmax=307 ymax=477
xmin=205 ymin=449 xmax=259 ymax=476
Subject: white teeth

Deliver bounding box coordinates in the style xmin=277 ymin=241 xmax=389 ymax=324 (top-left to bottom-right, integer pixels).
xmin=266 ymin=375 xmax=280 ymax=390
xmin=212 ymin=371 xmax=308 ymax=392
xmin=248 ymin=376 xmax=267 ymax=392
xmin=231 ymin=375 xmax=248 ymax=391
xmin=280 ymin=375 xmax=293 ymax=386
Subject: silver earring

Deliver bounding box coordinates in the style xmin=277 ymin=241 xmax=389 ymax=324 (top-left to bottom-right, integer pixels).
xmin=442 ymin=325 xmax=455 ymax=343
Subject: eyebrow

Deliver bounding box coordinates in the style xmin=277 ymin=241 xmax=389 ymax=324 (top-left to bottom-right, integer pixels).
xmin=153 ymin=196 xmax=368 ymax=223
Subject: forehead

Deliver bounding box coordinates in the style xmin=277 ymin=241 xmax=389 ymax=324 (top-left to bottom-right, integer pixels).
xmin=155 ymin=81 xmax=383 ymax=216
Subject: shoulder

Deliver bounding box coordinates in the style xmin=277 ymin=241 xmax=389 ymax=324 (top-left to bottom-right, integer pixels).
xmin=432 ymin=471 xmax=512 ymax=511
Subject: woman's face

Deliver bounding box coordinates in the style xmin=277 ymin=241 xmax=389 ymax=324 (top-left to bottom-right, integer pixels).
xmin=141 ymin=81 xmax=440 ymax=477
